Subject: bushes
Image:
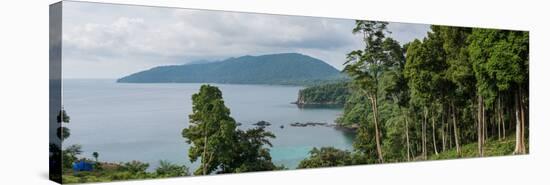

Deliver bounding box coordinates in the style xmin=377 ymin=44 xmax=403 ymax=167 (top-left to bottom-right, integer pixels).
xmin=62 ymin=160 xmax=190 ymax=184
xmin=155 ymin=160 xmax=190 ymax=177
xmin=297 ymin=147 xmax=355 ymax=169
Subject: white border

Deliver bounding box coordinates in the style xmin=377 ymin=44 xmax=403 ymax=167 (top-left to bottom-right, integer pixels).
xmin=0 ymin=0 xmax=548 ymax=185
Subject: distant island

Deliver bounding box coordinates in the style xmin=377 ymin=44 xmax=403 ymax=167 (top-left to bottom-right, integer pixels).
xmin=117 ymin=53 xmax=345 ymax=85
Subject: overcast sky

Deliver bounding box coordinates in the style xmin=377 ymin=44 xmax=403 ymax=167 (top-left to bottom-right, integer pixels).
xmin=62 ymin=1 xmax=430 ymax=79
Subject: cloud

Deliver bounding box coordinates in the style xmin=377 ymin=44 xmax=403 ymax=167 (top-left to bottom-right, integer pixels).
xmin=61 ymin=1 xmax=428 ymax=78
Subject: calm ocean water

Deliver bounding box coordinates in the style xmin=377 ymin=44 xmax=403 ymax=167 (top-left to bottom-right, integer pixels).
xmin=63 ymin=79 xmax=354 ymax=170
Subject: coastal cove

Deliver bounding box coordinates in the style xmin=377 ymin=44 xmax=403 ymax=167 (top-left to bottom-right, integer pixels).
xmin=62 ymin=79 xmax=355 ymax=171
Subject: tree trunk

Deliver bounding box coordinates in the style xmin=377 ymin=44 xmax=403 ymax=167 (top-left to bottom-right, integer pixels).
xmin=520 ymin=86 xmax=526 ymax=153
xmin=370 ymin=95 xmax=384 ymax=163
xmin=514 ymin=86 xmax=526 ymax=154
xmin=497 ymin=96 xmax=502 ymax=140
xmin=404 ymin=110 xmax=411 ymax=162
xmin=431 ymin=110 xmax=439 ymax=156
xmin=442 ymin=106 xmax=446 ymax=152
xmin=483 ymin=101 xmax=487 ymax=144
xmin=452 ymin=103 xmax=461 ymax=155
xmin=477 ymin=95 xmax=484 ymax=157
xmin=501 ymin=97 xmax=506 ymax=139
xmin=422 ymin=108 xmax=428 ymax=160
xmin=202 ymin=129 xmax=208 ymax=175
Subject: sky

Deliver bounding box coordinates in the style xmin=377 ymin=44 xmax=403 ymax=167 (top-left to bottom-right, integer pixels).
xmin=61 ymin=1 xmax=430 ymax=79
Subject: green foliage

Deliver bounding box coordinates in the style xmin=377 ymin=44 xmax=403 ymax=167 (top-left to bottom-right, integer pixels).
xmin=57 ymin=126 xmax=70 ymax=142
xmin=62 ymin=144 xmax=82 ymax=169
xmin=469 ymin=28 xmax=529 ymax=105
xmin=182 ymin=85 xmax=279 ymax=175
xmin=343 ymin=21 xmax=388 ymax=94
xmin=92 ymin=152 xmax=99 ymax=162
xmin=338 ymin=21 xmax=528 ymax=163
xmin=57 ymin=109 xmax=70 ymax=123
xmin=118 ymin=53 xmax=344 ymax=85
xmin=296 ymin=82 xmax=351 ymax=105
xmin=119 ymin=160 xmax=149 ymax=174
xmin=429 ymin=134 xmax=527 ymax=160
xmin=182 ymin=84 xmax=238 ymax=175
xmin=404 ymin=31 xmax=448 ymax=107
xmin=56 ymin=109 xmax=71 ymax=142
xmin=297 ymin=147 xmax=355 ymax=168
xmin=62 ymin=160 xmax=191 ymax=184
xmin=229 ymin=127 xmax=283 ymax=173
xmin=155 ymin=160 xmax=190 ymax=177
xmin=336 ymin=90 xmax=371 ymax=126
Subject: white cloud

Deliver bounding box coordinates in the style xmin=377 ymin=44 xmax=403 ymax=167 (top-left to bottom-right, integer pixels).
xmin=61 ymin=1 xmax=428 ymax=78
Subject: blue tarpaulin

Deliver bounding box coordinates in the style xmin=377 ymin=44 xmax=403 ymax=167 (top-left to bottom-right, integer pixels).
xmin=73 ymin=161 xmax=93 ymax=172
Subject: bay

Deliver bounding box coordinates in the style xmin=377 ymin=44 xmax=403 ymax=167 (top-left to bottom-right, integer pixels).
xmin=63 ymin=79 xmax=354 ymax=170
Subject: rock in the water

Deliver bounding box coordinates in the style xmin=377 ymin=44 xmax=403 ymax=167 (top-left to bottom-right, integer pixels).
xmin=253 ymin=120 xmax=271 ymax=127
xmin=289 ymin=122 xmax=328 ymax=127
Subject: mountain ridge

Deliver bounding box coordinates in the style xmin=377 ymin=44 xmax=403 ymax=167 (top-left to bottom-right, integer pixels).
xmin=117 ymin=53 xmax=344 ymax=85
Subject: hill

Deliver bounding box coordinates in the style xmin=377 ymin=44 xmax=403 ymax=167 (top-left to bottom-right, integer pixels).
xmin=117 ymin=53 xmax=343 ymax=85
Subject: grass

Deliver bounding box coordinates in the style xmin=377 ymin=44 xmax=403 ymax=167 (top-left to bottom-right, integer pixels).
xmin=61 ymin=163 xmax=157 ymax=184
xmin=429 ymin=134 xmax=529 ymax=160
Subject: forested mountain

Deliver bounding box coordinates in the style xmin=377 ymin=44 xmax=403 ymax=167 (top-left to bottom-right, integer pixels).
xmin=117 ymin=53 xmax=343 ymax=85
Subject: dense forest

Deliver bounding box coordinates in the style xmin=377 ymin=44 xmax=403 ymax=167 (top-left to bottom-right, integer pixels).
xmin=295 ymin=82 xmax=351 ymax=105
xmin=299 ymin=21 xmax=529 ymax=165
xmin=117 ymin=53 xmax=345 ymax=85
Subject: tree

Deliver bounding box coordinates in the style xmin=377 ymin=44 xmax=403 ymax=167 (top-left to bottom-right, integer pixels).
xmin=469 ymin=29 xmax=529 ymax=155
xmin=343 ymin=20 xmax=391 ymax=163
xmin=92 ymin=152 xmax=99 ymax=162
xmin=57 ymin=127 xmax=70 ymax=142
xmin=298 ymin=147 xmax=355 ymax=168
xmin=182 ymin=85 xmax=238 ymax=175
xmin=57 ymin=108 xmax=71 ymax=142
xmin=438 ymin=26 xmax=473 ymax=156
xmin=404 ymin=28 xmax=449 ymax=159
xmin=228 ymin=127 xmax=281 ymax=173
xmin=62 ymin=144 xmax=82 ymax=169
xmin=380 ymin=38 xmax=410 ymax=161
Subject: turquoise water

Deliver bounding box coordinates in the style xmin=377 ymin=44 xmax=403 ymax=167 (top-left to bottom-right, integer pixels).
xmin=62 ymin=79 xmax=354 ymax=170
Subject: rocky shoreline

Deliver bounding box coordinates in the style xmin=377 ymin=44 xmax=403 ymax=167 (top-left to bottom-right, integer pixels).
xmin=243 ymin=120 xmax=358 ymax=133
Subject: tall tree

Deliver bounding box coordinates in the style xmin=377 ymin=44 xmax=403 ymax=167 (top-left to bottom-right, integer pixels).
xmin=438 ymin=26 xmax=473 ymax=156
xmin=380 ymin=38 xmax=411 ymax=161
xmin=343 ymin=20 xmax=391 ymax=163
xmin=182 ymin=85 xmax=280 ymax=175
xmin=404 ymin=28 xmax=448 ymax=158
xmin=469 ymin=29 xmax=529 ymax=155
xmin=182 ymin=85 xmax=238 ymax=175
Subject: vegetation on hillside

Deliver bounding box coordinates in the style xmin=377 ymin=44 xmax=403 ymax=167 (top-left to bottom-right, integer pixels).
xmin=302 ymin=21 xmax=529 ymax=165
xmin=295 ymin=82 xmax=351 ymax=105
xmin=62 ymin=160 xmax=190 ymax=184
xmin=117 ymin=53 xmax=345 ymax=85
